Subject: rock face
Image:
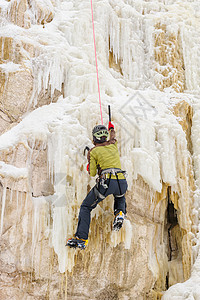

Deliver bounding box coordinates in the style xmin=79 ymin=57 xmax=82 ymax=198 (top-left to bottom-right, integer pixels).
xmin=0 ymin=1 xmax=200 ymax=299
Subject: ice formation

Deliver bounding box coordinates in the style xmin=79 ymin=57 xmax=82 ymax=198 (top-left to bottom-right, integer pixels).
xmin=0 ymin=0 xmax=200 ymax=298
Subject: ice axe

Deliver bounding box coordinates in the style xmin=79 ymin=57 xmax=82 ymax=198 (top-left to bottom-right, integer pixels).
xmin=83 ymin=146 xmax=90 ymax=156
xmin=108 ymin=105 xmax=111 ymax=123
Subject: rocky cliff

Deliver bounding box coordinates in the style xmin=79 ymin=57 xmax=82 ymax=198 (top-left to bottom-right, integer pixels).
xmin=0 ymin=0 xmax=200 ymax=299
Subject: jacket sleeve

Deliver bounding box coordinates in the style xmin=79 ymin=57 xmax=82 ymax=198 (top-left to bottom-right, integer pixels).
xmin=109 ymin=129 xmax=116 ymax=142
xmin=87 ymin=149 xmax=97 ymax=177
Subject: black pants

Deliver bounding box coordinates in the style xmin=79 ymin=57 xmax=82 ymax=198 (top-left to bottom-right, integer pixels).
xmin=75 ymin=178 xmax=128 ymax=240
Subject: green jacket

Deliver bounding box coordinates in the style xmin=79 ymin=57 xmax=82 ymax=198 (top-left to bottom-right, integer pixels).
xmin=87 ymin=129 xmax=124 ymax=179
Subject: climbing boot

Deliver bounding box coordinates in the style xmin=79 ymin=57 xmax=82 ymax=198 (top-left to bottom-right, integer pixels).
xmin=113 ymin=211 xmax=125 ymax=231
xmin=66 ymin=237 xmax=88 ymax=250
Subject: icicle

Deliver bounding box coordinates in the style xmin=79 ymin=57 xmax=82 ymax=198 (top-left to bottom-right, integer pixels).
xmin=124 ymin=219 xmax=132 ymax=249
xmin=9 ymin=186 xmax=13 ymax=203
xmin=31 ymin=196 xmax=46 ymax=267
xmin=0 ymin=185 xmax=7 ymax=235
xmin=16 ymin=190 xmax=19 ymax=217
xmin=1 ymin=37 xmax=4 ymax=58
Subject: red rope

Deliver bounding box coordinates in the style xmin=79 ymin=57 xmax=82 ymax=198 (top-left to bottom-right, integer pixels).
xmin=90 ymin=0 xmax=103 ymax=125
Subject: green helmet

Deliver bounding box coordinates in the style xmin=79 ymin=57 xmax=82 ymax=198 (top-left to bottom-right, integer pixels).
xmin=92 ymin=125 xmax=109 ymax=143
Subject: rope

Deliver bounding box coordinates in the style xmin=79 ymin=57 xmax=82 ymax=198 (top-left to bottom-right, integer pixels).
xmin=90 ymin=0 xmax=103 ymax=125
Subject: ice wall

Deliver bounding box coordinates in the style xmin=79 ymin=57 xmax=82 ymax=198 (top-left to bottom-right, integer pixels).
xmin=0 ymin=0 xmax=200 ymax=298
xmin=0 ymin=91 xmax=194 ymax=275
xmin=1 ymin=0 xmax=200 ymax=106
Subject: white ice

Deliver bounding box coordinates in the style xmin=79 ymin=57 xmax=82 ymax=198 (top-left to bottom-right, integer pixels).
xmin=0 ymin=1 xmax=200 ymax=294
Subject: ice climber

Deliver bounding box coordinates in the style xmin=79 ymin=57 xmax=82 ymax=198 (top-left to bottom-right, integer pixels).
xmin=66 ymin=121 xmax=128 ymax=249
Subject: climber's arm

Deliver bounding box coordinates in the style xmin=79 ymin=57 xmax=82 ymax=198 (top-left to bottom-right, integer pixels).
xmin=109 ymin=128 xmax=115 ymax=141
xmin=87 ymin=149 xmax=97 ymax=177
xmin=108 ymin=121 xmax=116 ymax=142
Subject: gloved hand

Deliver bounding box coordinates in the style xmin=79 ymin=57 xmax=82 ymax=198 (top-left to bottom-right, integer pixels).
xmin=86 ymin=163 xmax=89 ymax=173
xmin=108 ymin=121 xmax=114 ymax=130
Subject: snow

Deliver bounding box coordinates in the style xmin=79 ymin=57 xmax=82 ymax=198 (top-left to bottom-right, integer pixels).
xmin=0 ymin=62 xmax=22 ymax=73
xmin=0 ymin=0 xmax=200 ymax=295
xmin=0 ymin=0 xmax=9 ymax=10
xmin=162 ymin=252 xmax=200 ymax=300
xmin=0 ymin=162 xmax=28 ymax=179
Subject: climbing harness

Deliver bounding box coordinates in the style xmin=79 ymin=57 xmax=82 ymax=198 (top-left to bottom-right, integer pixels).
xmin=94 ymin=168 xmax=127 ymax=200
xmin=90 ymin=0 xmax=103 ymax=125
xmin=101 ymin=168 xmax=127 ymax=177
xmin=102 ymin=168 xmax=127 ymax=196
